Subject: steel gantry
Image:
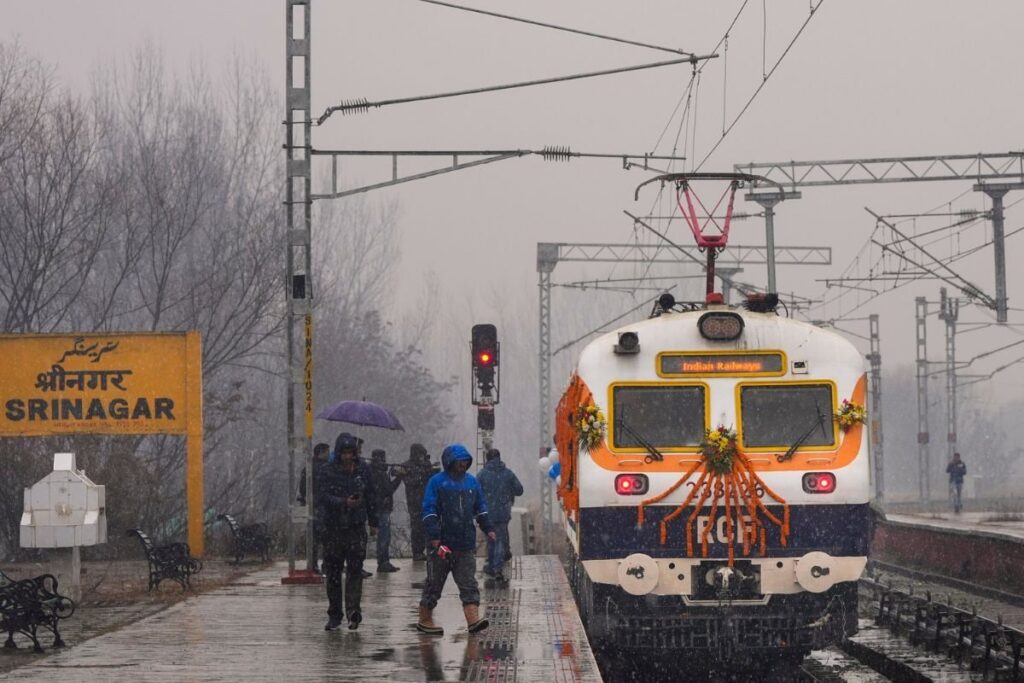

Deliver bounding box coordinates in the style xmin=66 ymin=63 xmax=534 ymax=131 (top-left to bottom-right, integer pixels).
xmin=536 ymin=240 xmax=832 ymax=541
xmin=736 ymin=152 xmax=1024 ymax=322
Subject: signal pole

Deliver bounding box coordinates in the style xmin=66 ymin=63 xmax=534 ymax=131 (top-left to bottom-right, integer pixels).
xmin=470 ymin=324 xmax=499 ymax=467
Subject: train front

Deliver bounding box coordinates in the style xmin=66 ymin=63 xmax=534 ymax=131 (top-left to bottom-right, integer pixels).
xmin=554 ymin=303 xmax=870 ymax=662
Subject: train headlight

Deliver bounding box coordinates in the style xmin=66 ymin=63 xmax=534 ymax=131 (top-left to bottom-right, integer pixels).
xmin=697 ymin=312 xmax=744 ymax=341
xmin=615 ymin=474 xmax=649 ymax=495
xmin=802 ymin=472 xmax=836 ymax=494
xmin=614 ymin=331 xmax=640 ymax=355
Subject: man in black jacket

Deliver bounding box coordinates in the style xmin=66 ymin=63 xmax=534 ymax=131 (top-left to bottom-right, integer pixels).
xmin=319 ymin=432 xmax=378 ymax=631
xmin=400 ymin=443 xmax=439 ymax=561
xmin=369 ymin=448 xmax=403 ymax=573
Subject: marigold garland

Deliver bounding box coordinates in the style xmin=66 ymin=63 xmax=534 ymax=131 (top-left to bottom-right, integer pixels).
xmin=574 ymin=404 xmax=606 ymax=452
xmin=699 ymin=426 xmax=738 ymax=475
xmin=636 ymin=426 xmax=789 ymax=567
xmin=835 ymin=399 xmax=866 ymax=432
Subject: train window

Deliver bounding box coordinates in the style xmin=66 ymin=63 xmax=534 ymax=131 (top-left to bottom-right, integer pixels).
xmin=611 ymin=385 xmax=705 ymax=450
xmin=739 ymin=384 xmax=836 ymax=449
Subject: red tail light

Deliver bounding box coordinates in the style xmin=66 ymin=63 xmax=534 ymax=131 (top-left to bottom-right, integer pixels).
xmin=615 ymin=474 xmax=649 ymax=495
xmin=802 ymin=472 xmax=836 ymax=494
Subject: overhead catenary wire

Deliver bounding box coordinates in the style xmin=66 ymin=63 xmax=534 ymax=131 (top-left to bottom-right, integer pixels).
xmin=696 ymin=0 xmax=827 ymax=170
xmin=624 ymin=211 xmax=763 ymax=297
xmin=317 ymin=55 xmax=716 ymax=124
xmin=811 ymin=222 xmax=1024 ymax=321
xmin=632 ymin=0 xmax=752 ymax=297
xmin=414 ymin=0 xmax=696 ymax=56
xmin=551 ymin=288 xmax=678 ymax=357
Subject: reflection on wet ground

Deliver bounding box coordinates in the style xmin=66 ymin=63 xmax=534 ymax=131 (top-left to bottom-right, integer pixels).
xmin=0 ymin=556 xmax=601 ymax=682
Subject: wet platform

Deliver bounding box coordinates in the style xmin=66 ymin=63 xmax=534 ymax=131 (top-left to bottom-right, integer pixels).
xmin=885 ymin=511 xmax=1024 ymax=543
xmin=873 ymin=510 xmax=1024 ymax=596
xmin=0 ymin=554 xmax=601 ymax=682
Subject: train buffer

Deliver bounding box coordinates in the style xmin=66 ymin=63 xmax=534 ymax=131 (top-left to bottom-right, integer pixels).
xmin=0 ymin=554 xmax=602 ymax=682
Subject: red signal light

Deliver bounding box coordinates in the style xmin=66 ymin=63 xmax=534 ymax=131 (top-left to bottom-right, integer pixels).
xmin=615 ymin=474 xmax=649 ymax=495
xmin=802 ymin=472 xmax=836 ymax=494
xmin=478 ymin=351 xmax=493 ymax=365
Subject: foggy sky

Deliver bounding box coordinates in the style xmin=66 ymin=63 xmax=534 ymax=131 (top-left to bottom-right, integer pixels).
xmin=7 ymin=1 xmax=1024 ymax=479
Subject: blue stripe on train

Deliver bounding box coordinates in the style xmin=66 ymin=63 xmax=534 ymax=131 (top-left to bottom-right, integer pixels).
xmin=578 ymin=503 xmax=870 ymax=560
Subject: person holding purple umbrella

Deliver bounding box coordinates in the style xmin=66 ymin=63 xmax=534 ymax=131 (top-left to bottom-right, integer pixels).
xmin=319 ymin=432 xmax=378 ymax=631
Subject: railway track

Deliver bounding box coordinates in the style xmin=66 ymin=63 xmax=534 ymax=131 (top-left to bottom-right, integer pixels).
xmin=796 ymin=562 xmax=1024 ymax=681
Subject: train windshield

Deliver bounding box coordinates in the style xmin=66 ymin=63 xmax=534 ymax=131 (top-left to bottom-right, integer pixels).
xmin=740 ymin=384 xmax=835 ymax=448
xmin=611 ymin=385 xmax=705 ymax=450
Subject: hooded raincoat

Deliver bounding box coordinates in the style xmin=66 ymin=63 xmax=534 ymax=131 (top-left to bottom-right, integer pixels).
xmin=421 ymin=444 xmax=493 ymax=551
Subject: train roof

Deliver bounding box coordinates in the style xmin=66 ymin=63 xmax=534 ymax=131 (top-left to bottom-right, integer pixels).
xmin=575 ymin=306 xmax=866 ymax=376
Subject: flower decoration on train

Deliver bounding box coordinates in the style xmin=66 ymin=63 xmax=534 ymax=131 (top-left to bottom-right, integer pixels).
xmin=698 ymin=425 xmax=738 ymax=475
xmin=834 ymin=399 xmax=866 ymax=432
xmin=574 ymin=404 xmax=606 ymax=452
xmin=637 ymin=424 xmax=789 ymax=568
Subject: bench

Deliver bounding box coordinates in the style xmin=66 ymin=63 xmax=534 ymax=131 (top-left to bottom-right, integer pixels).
xmin=127 ymin=529 xmax=203 ymax=591
xmin=217 ymin=514 xmax=272 ymax=564
xmin=0 ymin=568 xmax=75 ymax=652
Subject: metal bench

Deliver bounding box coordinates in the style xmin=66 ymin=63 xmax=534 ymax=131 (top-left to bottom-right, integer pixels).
xmin=217 ymin=514 xmax=271 ymax=565
xmin=127 ymin=529 xmax=203 ymax=591
xmin=0 ymin=568 xmax=75 ymax=652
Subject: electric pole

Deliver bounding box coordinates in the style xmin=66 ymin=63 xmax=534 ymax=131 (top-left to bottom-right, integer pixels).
xmin=867 ymin=314 xmax=884 ymax=501
xmin=915 ymin=297 xmax=930 ymax=502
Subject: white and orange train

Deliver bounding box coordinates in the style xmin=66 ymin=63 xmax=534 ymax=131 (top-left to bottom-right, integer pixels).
xmin=553 ymin=296 xmax=870 ymax=662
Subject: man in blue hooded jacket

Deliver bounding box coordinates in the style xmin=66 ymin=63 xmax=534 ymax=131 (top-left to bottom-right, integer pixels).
xmin=477 ymin=448 xmax=524 ymax=582
xmin=416 ymin=443 xmax=495 ymax=635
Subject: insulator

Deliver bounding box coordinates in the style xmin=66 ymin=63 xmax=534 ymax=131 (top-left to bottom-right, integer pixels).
xmin=958 ymin=209 xmax=980 ymax=218
xmin=338 ymin=98 xmax=370 ymax=115
xmin=541 ymin=145 xmax=573 ymax=162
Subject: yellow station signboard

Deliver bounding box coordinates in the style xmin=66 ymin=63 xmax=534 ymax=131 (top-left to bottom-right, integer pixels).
xmin=0 ymin=332 xmax=205 ymax=554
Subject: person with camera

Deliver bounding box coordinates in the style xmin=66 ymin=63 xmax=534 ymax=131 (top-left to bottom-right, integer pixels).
xmin=297 ymin=442 xmax=331 ymax=573
xmin=319 ymin=432 xmax=378 ymax=631
xmin=400 ymin=443 xmax=440 ymax=561
xmin=368 ymin=448 xmax=403 ymax=573
xmin=416 ymin=443 xmax=496 ymax=636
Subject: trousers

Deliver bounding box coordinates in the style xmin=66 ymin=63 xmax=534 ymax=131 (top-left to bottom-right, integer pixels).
xmin=322 ymin=530 xmax=367 ymax=619
xmin=419 ymin=548 xmax=479 ymax=608
xmin=409 ymin=509 xmax=427 ymax=558
xmin=375 ymin=511 xmax=392 ymax=566
xmin=486 ymin=522 xmax=510 ymax=575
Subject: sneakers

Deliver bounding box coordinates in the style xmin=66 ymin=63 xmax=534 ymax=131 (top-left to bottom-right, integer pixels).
xmin=324 ymin=617 xmax=342 ymax=631
xmin=347 ymin=611 xmax=362 ymax=630
xmin=377 ymin=563 xmax=400 ymax=573
xmin=494 ymin=572 xmax=508 ymax=584
xmin=359 ymin=569 xmax=372 ymax=579
xmin=482 ymin=567 xmax=495 ymax=578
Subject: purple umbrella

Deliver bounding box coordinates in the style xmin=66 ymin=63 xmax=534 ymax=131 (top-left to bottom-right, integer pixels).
xmin=316 ymin=400 xmax=404 ymax=431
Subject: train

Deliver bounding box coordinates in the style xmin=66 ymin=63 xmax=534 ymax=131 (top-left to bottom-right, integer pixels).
xmin=553 ymin=293 xmax=871 ymax=663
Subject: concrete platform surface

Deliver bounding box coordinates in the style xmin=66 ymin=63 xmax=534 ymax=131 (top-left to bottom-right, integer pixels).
xmin=0 ymin=555 xmax=602 ymax=683
xmin=886 ymin=511 xmax=1024 ymax=543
